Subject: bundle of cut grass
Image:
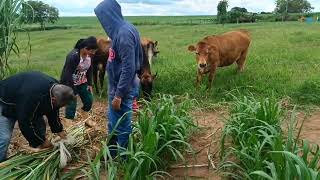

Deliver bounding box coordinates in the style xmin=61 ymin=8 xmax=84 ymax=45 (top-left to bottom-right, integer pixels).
xmin=0 ymin=123 xmax=86 ymax=180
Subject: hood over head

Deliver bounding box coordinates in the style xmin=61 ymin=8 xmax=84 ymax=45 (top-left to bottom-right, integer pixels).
xmin=94 ymin=0 xmax=124 ymax=39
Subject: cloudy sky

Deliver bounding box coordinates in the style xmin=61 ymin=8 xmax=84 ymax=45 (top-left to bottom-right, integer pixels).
xmin=42 ymin=0 xmax=320 ymax=16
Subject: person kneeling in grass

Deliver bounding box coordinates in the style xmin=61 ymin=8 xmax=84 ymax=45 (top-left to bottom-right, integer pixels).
xmin=60 ymin=37 xmax=99 ymax=124
xmin=0 ymin=71 xmax=75 ymax=162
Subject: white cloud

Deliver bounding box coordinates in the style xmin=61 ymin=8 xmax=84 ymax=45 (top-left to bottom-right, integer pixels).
xmin=41 ymin=0 xmax=320 ymax=16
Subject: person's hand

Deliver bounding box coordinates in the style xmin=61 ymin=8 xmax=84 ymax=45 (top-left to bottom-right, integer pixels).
xmin=38 ymin=139 xmax=53 ymax=149
xmin=57 ymin=131 xmax=68 ymax=140
xmin=87 ymin=86 xmax=93 ymax=93
xmin=112 ymin=96 xmax=122 ymax=111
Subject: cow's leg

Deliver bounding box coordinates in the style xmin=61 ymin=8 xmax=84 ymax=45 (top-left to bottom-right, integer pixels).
xmin=207 ymin=65 xmax=217 ymax=90
xmin=196 ymin=71 xmax=203 ymax=89
xmin=99 ymin=68 xmax=106 ymax=91
xmin=236 ymin=49 xmax=248 ymax=73
xmin=93 ymin=64 xmax=99 ymax=94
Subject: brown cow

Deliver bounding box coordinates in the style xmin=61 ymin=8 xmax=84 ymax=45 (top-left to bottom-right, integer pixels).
xmin=188 ymin=30 xmax=251 ymax=89
xmin=141 ymin=38 xmax=159 ymax=67
xmin=139 ymin=43 xmax=157 ymax=101
xmin=92 ymin=37 xmax=111 ymax=93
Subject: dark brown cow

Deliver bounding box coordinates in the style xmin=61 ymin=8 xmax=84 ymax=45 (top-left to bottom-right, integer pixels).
xmin=188 ymin=30 xmax=251 ymax=89
xmin=139 ymin=43 xmax=157 ymax=101
xmin=141 ymin=38 xmax=159 ymax=68
xmin=92 ymin=37 xmax=111 ymax=93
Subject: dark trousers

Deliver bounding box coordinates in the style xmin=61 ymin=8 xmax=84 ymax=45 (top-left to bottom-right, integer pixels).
xmin=65 ymin=83 xmax=93 ymax=119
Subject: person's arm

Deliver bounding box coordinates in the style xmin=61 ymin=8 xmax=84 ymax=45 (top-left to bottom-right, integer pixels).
xmin=46 ymin=109 xmax=63 ymax=134
xmin=46 ymin=109 xmax=67 ymax=139
xmin=16 ymin=97 xmax=46 ymax=148
xmin=86 ymin=62 xmax=93 ymax=91
xmin=115 ymin=32 xmax=136 ymax=98
xmin=62 ymin=52 xmax=79 ymax=90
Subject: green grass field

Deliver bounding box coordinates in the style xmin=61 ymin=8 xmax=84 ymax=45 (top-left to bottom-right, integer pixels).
xmin=10 ymin=16 xmax=320 ymax=106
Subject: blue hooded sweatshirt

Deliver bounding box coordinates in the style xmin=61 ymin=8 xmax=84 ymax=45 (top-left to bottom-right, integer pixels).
xmin=94 ymin=0 xmax=142 ymax=98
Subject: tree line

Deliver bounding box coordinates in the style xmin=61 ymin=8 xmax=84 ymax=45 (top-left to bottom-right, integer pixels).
xmin=21 ymin=0 xmax=59 ymax=29
xmin=217 ymin=0 xmax=315 ymax=24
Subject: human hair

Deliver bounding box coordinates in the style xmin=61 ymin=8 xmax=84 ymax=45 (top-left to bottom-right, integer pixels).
xmin=51 ymin=84 xmax=75 ymax=107
xmin=74 ymin=36 xmax=98 ymax=50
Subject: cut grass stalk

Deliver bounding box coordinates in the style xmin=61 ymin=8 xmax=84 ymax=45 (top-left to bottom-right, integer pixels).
xmin=0 ymin=123 xmax=86 ymax=180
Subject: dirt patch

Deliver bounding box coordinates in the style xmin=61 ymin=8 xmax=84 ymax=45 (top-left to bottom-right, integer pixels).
xmin=168 ymin=111 xmax=226 ymax=180
xmin=298 ymin=111 xmax=320 ymax=145
xmin=168 ymin=108 xmax=320 ymax=179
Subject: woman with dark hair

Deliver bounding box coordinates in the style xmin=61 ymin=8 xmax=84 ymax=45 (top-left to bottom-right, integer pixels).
xmin=60 ymin=36 xmax=99 ymax=120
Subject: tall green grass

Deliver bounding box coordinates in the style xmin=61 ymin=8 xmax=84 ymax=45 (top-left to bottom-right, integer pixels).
xmin=82 ymin=94 xmax=197 ymax=180
xmin=220 ymin=96 xmax=320 ymax=179
xmin=0 ymin=0 xmax=32 ymax=79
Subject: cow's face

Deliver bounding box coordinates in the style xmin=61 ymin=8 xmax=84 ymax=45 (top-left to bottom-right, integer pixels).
xmin=150 ymin=41 xmax=160 ymax=57
xmin=143 ymin=40 xmax=160 ymax=58
xmin=188 ymin=42 xmax=212 ymax=72
xmin=140 ymin=72 xmax=157 ymax=101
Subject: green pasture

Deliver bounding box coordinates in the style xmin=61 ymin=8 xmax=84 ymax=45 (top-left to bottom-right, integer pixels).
xmin=10 ymin=17 xmax=320 ymax=106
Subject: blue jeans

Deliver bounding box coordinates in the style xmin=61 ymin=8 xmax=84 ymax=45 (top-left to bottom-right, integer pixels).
xmin=0 ymin=103 xmax=16 ymax=162
xmin=107 ymin=87 xmax=138 ymax=157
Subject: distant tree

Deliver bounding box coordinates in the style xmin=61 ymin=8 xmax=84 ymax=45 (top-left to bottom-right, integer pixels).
xmin=229 ymin=7 xmax=248 ymax=23
xmin=275 ymin=0 xmax=314 ymax=14
xmin=228 ymin=10 xmax=242 ymax=24
xmin=260 ymin=12 xmax=272 ymax=14
xmin=22 ymin=1 xmax=59 ymax=29
xmin=290 ymin=0 xmax=313 ymax=13
xmin=217 ymin=0 xmax=228 ymax=24
xmin=231 ymin=7 xmax=247 ymax=13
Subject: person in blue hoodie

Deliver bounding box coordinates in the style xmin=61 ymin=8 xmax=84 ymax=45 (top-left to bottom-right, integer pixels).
xmin=94 ymin=0 xmax=142 ymax=156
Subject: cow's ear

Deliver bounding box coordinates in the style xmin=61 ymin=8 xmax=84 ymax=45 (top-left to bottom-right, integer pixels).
xmin=152 ymin=72 xmax=158 ymax=80
xmin=154 ymin=41 xmax=158 ymax=46
xmin=188 ymin=45 xmax=196 ymax=52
